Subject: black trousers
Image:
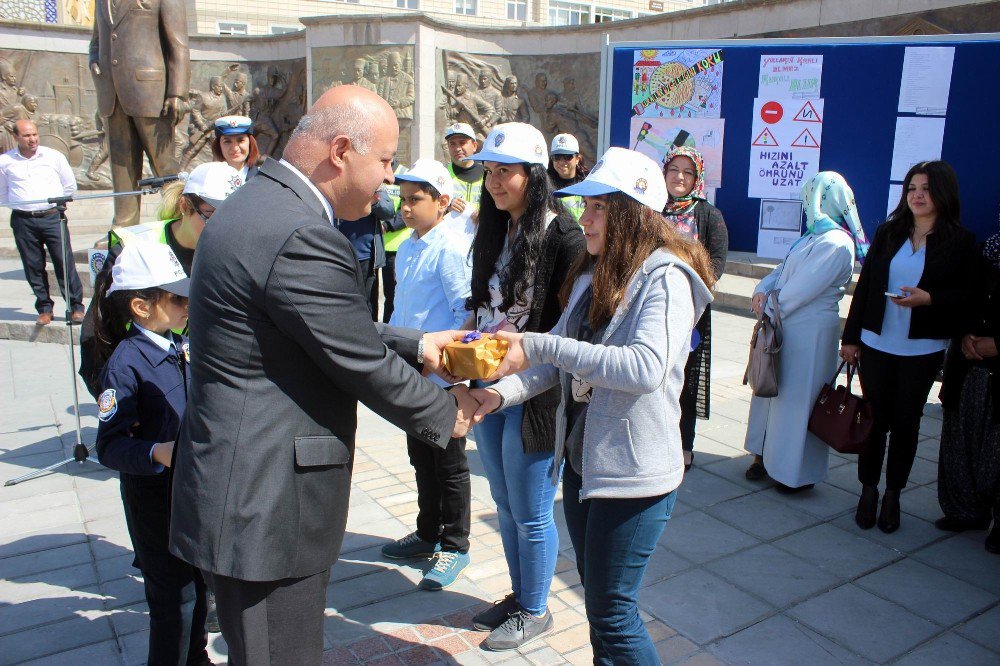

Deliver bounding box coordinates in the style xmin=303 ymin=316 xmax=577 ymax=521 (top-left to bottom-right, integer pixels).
xmin=120 ymin=474 xmax=208 ymax=665
xmin=381 ymin=251 xmax=397 ymax=323
xmin=203 ymin=568 xmax=330 ymax=666
xmin=858 ymin=344 xmax=944 ymax=490
xmin=406 ymin=434 xmax=471 ymax=553
xmin=10 ymin=209 xmax=84 ymax=314
xmin=358 ymin=258 xmax=379 ymax=321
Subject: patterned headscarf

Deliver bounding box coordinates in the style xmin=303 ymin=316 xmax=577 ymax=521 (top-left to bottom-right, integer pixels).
xmin=799 ymin=171 xmax=870 ymax=263
xmin=662 ymin=146 xmax=706 ymax=215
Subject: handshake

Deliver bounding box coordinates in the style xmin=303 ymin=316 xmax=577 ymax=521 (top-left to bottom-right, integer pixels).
xmin=420 ymin=330 xmax=530 ymax=438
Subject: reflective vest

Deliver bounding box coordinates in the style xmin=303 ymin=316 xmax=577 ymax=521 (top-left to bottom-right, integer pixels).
xmin=448 ymin=161 xmax=484 ymax=210
xmin=562 ymin=195 xmax=585 ymax=222
xmin=383 ymin=165 xmax=411 ymax=253
xmin=110 ymin=219 xmax=171 ymax=247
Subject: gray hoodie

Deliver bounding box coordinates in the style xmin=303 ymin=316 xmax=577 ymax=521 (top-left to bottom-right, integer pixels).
xmin=491 ymin=249 xmax=713 ymax=500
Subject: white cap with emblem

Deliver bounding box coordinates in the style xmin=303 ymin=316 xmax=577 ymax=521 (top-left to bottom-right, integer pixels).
xmin=554 ymin=147 xmax=668 ymax=212
xmin=470 ymin=123 xmax=548 ymax=167
xmin=393 ymin=158 xmax=455 ymax=201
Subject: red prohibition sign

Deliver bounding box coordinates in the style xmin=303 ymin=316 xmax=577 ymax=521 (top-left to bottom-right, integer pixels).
xmin=760 ymin=101 xmax=783 ymax=124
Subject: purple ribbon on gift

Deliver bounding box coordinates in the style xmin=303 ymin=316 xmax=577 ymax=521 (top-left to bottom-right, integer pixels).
xmin=462 ymin=331 xmax=483 ymax=343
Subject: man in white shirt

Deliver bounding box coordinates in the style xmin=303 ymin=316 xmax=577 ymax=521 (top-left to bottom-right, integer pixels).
xmin=0 ymin=120 xmax=84 ymax=325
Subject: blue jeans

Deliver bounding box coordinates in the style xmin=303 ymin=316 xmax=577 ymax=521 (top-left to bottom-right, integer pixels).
xmin=473 ymin=402 xmax=561 ymax=615
xmin=563 ymin=465 xmax=676 ymax=665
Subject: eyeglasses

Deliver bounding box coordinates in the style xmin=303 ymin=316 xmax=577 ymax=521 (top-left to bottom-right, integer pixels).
xmin=665 ymin=166 xmax=697 ymax=179
xmin=552 ymin=154 xmax=577 ymax=162
xmin=195 ymin=206 xmax=214 ymax=221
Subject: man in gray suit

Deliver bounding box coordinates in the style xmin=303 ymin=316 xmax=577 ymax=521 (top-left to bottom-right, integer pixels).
xmin=89 ymin=0 xmax=189 ymax=226
xmin=169 ymin=86 xmax=476 ymax=665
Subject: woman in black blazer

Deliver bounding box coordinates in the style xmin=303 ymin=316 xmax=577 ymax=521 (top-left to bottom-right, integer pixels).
xmin=841 ymin=161 xmax=976 ymax=534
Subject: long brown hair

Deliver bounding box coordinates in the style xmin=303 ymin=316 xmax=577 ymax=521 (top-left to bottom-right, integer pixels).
xmin=559 ymin=192 xmax=715 ymax=329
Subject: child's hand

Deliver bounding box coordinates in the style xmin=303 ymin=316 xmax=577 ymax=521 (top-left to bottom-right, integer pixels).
xmin=153 ymin=441 xmax=175 ymax=468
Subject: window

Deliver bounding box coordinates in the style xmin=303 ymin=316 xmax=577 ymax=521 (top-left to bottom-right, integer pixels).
xmin=454 ymin=0 xmax=476 ymax=15
xmin=548 ymin=0 xmax=588 ymax=25
xmin=269 ymin=24 xmax=301 ymax=34
xmin=216 ymin=21 xmax=249 ymax=35
xmin=397 ymin=0 xmax=419 ymax=8
xmin=506 ymin=0 xmax=527 ymax=20
xmin=593 ymin=6 xmax=633 ymax=22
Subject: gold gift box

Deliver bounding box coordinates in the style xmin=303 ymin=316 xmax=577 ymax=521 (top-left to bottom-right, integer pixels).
xmin=443 ymin=333 xmax=510 ymax=380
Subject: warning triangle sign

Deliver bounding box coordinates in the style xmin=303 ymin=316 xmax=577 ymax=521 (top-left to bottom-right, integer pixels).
xmin=752 ymin=128 xmax=779 ymax=147
xmin=791 ymin=128 xmax=820 ymax=148
xmin=793 ymin=101 xmax=822 ymax=123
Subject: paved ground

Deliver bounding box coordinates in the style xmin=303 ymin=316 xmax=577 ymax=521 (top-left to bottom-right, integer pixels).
xmin=1 ymin=310 xmax=998 ymax=665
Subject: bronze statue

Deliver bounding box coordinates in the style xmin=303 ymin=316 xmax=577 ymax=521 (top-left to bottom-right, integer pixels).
xmin=442 ymin=73 xmax=494 ymax=140
xmin=223 ymin=69 xmax=251 ymax=116
xmin=349 ymin=59 xmax=377 ymax=92
xmin=89 ymin=0 xmax=190 ymax=226
xmin=250 ymin=66 xmax=287 ymax=157
xmin=378 ymin=52 xmax=414 ymax=120
xmin=475 ymin=68 xmax=502 ymax=126
xmin=497 ymin=75 xmax=530 ymax=124
xmin=526 ymin=72 xmax=550 ymax=118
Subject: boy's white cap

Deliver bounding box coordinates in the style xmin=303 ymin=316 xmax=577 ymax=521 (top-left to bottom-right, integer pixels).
xmin=444 ymin=123 xmax=476 ymax=141
xmin=106 ymin=241 xmax=190 ymax=297
xmin=182 ymin=162 xmax=243 ymax=207
xmin=393 ymin=158 xmax=455 ymax=200
xmin=470 ymin=123 xmax=548 ymax=167
xmin=550 ymin=133 xmax=580 ymax=155
xmin=555 ymin=147 xmax=668 ymax=212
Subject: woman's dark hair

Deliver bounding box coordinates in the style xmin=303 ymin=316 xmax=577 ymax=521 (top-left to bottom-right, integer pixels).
xmin=91 ymin=269 xmax=170 ymax=373
xmin=880 ymin=160 xmax=962 ymax=256
xmin=211 ymin=132 xmax=262 ymax=167
xmin=559 ymin=193 xmax=715 ymax=329
xmin=467 ymin=162 xmax=559 ymax=314
xmin=546 ymin=153 xmax=590 ymax=184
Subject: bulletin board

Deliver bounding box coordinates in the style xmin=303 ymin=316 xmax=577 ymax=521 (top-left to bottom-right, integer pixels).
xmin=597 ymin=34 xmax=1000 ymax=256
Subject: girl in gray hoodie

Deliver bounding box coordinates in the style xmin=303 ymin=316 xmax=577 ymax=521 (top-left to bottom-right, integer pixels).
xmin=472 ymin=147 xmax=715 ymax=664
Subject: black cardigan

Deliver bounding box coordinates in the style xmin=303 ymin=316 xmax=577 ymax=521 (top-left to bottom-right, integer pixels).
xmin=842 ymin=223 xmax=977 ymax=346
xmin=663 ymin=200 xmax=729 ymax=281
xmin=519 ymin=212 xmax=586 ymax=453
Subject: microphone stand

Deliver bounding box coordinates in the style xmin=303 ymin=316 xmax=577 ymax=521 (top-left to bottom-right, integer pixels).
xmin=2 ymin=185 xmax=165 ymax=486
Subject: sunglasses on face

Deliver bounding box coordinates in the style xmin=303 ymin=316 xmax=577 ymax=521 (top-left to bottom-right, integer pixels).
xmin=552 ymin=154 xmax=577 ymax=162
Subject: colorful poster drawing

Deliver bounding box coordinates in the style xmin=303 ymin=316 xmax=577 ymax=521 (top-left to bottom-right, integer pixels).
xmin=747 ymin=97 xmax=825 ymax=199
xmin=630 ymin=117 xmax=725 ymax=187
xmin=758 ymin=54 xmax=823 ymax=98
xmin=631 ymin=48 xmax=724 ymax=119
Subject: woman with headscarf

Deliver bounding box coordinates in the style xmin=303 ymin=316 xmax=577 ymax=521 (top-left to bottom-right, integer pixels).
xmin=744 ymin=172 xmax=868 ymax=492
xmin=936 ymin=207 xmax=1000 ymax=554
xmin=661 ymin=146 xmax=728 ymax=470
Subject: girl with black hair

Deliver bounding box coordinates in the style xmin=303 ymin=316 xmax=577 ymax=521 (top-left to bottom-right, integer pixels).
xmin=464 ymin=123 xmax=585 ymax=651
xmin=842 ymin=160 xmax=977 ymax=533
xmin=93 ymin=242 xmax=210 ymax=665
xmin=546 ymin=133 xmax=588 ymax=221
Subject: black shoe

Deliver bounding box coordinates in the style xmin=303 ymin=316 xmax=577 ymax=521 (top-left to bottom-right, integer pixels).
xmin=855 ymin=486 xmax=879 ymax=530
xmin=878 ymin=489 xmax=901 ymax=533
xmin=986 ymin=524 xmax=1000 ymax=554
xmin=745 ymin=458 xmax=766 ymax=481
xmin=775 ymin=483 xmax=814 ymax=494
xmin=934 ymin=515 xmax=991 ymax=532
xmin=206 ymin=590 xmax=220 ymax=633
xmin=684 ymin=450 xmax=694 ymax=472
xmin=472 ymin=593 xmax=519 ymax=631
xmin=484 ymin=607 xmax=554 ymax=652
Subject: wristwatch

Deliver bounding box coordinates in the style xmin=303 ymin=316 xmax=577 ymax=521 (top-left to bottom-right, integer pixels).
xmin=417 ymin=335 xmax=425 ymax=367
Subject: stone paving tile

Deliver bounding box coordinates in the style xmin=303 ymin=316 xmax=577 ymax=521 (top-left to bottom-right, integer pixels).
xmin=704 ymin=490 xmax=820 ymax=541
xmin=829 ymin=511 xmax=946 ymax=554
xmin=643 ymin=569 xmax=775 ymax=645
xmin=673 ymin=468 xmax=752 ymax=510
xmin=706 ymin=544 xmax=841 ymax=608
xmin=910 ymin=535 xmax=1000 ymax=595
xmin=18 ymin=638 xmax=123 ymax=665
xmin=954 ymin=604 xmax=1000 ymax=653
xmin=710 ymin=614 xmax=867 ymax=666
xmin=0 ymin=613 xmax=115 ymax=664
xmin=660 ymin=511 xmax=760 ymax=564
xmin=787 ymin=584 xmax=940 ymax=663
xmin=772 ymin=523 xmax=900 ymax=579
xmin=894 ymin=631 xmax=999 ymax=665
xmin=899 ymin=484 xmax=946 ymax=524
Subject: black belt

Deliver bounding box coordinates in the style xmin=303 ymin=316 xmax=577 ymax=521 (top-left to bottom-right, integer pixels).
xmin=12 ymin=208 xmax=57 ymax=217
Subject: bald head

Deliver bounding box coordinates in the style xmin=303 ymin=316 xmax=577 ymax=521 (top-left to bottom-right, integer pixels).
xmin=13 ymin=119 xmax=38 ymax=156
xmin=283 ymin=85 xmax=398 ymax=220
xmin=13 ymin=119 xmax=36 ymax=137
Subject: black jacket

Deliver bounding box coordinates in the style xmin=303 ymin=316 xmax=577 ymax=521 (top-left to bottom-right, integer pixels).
xmin=520 ymin=212 xmax=586 ymax=454
xmin=663 ymin=200 xmax=729 ymax=281
xmin=169 ymin=158 xmax=457 ymax=582
xmin=842 ymin=223 xmax=977 ymax=346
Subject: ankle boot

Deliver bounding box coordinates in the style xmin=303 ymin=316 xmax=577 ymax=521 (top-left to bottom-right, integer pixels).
xmin=878 ymin=489 xmax=901 ymax=533
xmin=855 ymin=485 xmax=879 ymax=530
xmin=987 ymin=510 xmax=1000 ymax=554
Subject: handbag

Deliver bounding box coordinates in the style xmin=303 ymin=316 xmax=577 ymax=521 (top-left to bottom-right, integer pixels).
xmin=743 ymin=290 xmax=782 ymax=397
xmin=808 ymin=361 xmax=874 ymax=455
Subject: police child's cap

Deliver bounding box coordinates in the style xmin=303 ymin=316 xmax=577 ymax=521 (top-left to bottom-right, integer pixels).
xmin=107 ymin=241 xmax=190 ymax=297
xmin=444 ymin=123 xmax=477 ymax=141
xmin=183 ymin=162 xmax=243 ymax=207
xmin=394 ymin=158 xmax=455 ymax=201
xmin=470 ymin=123 xmax=548 ymax=167
xmin=550 ymin=133 xmax=580 ymax=156
xmin=555 ymin=147 xmax=668 ymax=212
xmin=214 ymin=115 xmax=254 ymax=136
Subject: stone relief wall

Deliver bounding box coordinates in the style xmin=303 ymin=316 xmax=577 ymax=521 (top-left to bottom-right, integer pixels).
xmin=311 ymin=45 xmax=416 ymax=164
xmin=0 ymin=49 xmax=305 ymax=189
xmin=437 ymin=49 xmax=600 ymax=164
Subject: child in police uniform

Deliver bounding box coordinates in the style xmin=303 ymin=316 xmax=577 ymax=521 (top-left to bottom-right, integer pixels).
xmin=93 ymin=242 xmax=210 ymax=666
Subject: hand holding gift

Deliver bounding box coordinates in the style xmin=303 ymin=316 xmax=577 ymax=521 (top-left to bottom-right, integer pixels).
xmin=442 ymin=331 xmax=510 ymax=380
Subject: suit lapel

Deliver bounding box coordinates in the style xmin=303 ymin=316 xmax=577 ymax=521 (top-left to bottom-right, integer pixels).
xmin=111 ymin=0 xmax=140 ymax=27
xmin=259 ymin=158 xmax=331 ymax=223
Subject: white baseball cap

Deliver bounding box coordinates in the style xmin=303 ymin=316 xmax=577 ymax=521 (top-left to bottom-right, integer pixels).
xmin=555 ymin=147 xmax=668 ymax=212
xmin=183 ymin=162 xmax=243 ymax=207
xmin=444 ymin=123 xmax=476 ymax=141
xmin=470 ymin=123 xmax=548 ymax=167
xmin=106 ymin=241 xmax=190 ymax=297
xmin=550 ymin=133 xmax=580 ymax=156
xmin=393 ymin=158 xmax=455 ymax=201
